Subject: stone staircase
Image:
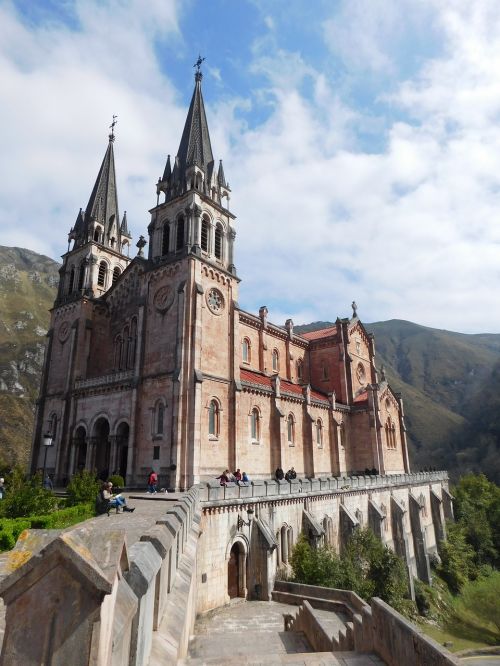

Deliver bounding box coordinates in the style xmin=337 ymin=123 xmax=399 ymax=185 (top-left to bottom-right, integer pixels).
xmin=183 ymin=650 xmax=384 ymax=665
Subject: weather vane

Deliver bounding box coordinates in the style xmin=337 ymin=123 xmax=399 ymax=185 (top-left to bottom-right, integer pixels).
xmin=193 ymin=55 xmax=205 ymax=73
xmin=109 ymin=114 xmax=118 ymax=139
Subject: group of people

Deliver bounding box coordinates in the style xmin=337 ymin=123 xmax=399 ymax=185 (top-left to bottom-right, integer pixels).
xmin=217 ymin=468 xmax=250 ymax=486
xmin=275 ymin=467 xmax=297 ymax=481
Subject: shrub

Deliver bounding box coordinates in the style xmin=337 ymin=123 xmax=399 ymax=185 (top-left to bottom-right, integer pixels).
xmin=66 ymin=470 xmax=100 ymax=506
xmin=108 ymin=474 xmax=125 ymax=490
xmin=437 ymin=521 xmax=476 ymax=593
xmin=2 ymin=472 xmax=57 ymax=518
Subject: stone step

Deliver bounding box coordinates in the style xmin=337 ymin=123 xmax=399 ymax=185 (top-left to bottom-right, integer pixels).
xmin=183 ymin=651 xmax=385 ymax=665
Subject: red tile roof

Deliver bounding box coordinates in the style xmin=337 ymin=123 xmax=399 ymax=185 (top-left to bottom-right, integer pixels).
xmin=240 ymin=369 xmax=330 ymax=404
xmin=353 ymin=391 xmax=368 ymax=404
xmin=301 ymin=326 xmax=337 ymax=341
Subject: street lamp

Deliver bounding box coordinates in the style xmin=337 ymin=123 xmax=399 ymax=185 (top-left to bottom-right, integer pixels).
xmin=42 ymin=433 xmax=53 ymax=483
xmin=237 ymin=506 xmax=254 ymax=530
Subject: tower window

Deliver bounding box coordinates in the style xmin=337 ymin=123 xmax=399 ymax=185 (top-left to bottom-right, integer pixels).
xmin=287 ymin=414 xmax=295 ymax=445
xmin=97 ymin=261 xmax=107 ymax=287
xmin=68 ymin=267 xmax=75 ymax=293
xmin=176 ymin=217 xmax=185 ymax=251
xmin=272 ymin=349 xmax=279 ymax=372
xmin=242 ymin=338 xmax=251 ymax=363
xmin=297 ymin=359 xmax=303 ymax=381
xmin=93 ymin=227 xmax=101 ymax=242
xmin=112 ymin=267 xmax=121 ymax=285
xmin=208 ymin=399 xmax=220 ymax=437
xmin=157 ymin=402 xmax=164 ymax=435
xmin=316 ymin=419 xmax=323 ymax=448
xmin=201 ymin=219 xmax=210 ymax=252
xmin=78 ymin=261 xmax=86 ymax=291
xmin=214 ymin=224 xmax=222 ymax=260
xmin=162 ymin=223 xmax=170 ymax=255
xmin=250 ymin=407 xmax=260 ymax=442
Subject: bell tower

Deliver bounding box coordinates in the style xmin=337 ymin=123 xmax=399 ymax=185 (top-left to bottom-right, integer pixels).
xmin=147 ymin=64 xmax=236 ymax=275
xmin=56 ymin=122 xmax=132 ymax=304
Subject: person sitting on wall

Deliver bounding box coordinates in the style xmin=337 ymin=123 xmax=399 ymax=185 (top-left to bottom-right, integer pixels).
xmin=242 ymin=472 xmax=250 ymax=482
xmin=275 ymin=467 xmax=284 ymax=481
xmin=217 ymin=470 xmax=230 ymax=486
xmin=233 ymin=468 xmax=242 ymax=482
xmin=147 ymin=469 xmax=158 ymax=494
xmin=285 ymin=467 xmax=297 ymax=481
xmin=100 ymin=481 xmax=135 ymax=513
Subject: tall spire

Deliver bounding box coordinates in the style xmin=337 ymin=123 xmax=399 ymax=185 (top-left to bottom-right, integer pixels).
xmin=84 ymin=133 xmax=119 ymax=231
xmin=176 ymin=68 xmax=214 ymax=176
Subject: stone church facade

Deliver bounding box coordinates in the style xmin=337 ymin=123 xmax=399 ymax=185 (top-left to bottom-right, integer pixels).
xmin=31 ymin=70 xmax=411 ymax=490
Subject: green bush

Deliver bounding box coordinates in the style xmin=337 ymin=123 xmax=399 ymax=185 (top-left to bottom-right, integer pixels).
xmin=453 ymin=571 xmax=500 ymax=636
xmin=108 ymin=474 xmax=125 ymax=489
xmin=66 ymin=470 xmax=100 ymax=506
xmin=437 ymin=522 xmax=476 ymax=593
xmin=2 ymin=472 xmax=57 ymax=518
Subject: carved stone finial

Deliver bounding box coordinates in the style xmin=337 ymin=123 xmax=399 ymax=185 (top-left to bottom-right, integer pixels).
xmin=351 ymin=301 xmax=358 ymax=318
xmin=136 ymin=235 xmax=147 ymax=257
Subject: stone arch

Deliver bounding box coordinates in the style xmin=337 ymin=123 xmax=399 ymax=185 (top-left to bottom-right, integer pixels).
xmin=225 ymin=536 xmax=248 ymax=599
xmin=114 ymin=420 xmax=130 ymax=480
xmin=72 ymin=424 xmax=88 ymax=473
xmin=91 ymin=415 xmax=111 ymax=480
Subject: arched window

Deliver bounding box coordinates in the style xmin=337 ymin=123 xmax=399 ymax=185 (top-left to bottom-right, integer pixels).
xmin=296 ymin=359 xmax=303 ymax=382
xmin=97 ymin=261 xmax=107 ymax=288
xmin=112 ymin=266 xmax=121 ymax=286
xmin=287 ymin=414 xmax=295 ymax=445
xmin=68 ymin=267 xmax=75 ymax=293
xmin=121 ymin=326 xmax=129 ymax=369
xmin=201 ymin=218 xmax=210 ymax=252
xmin=176 ymin=217 xmax=185 ymax=251
xmin=162 ymin=222 xmax=170 ymax=255
xmin=208 ymin=399 xmax=220 ymax=437
xmin=385 ymin=417 xmax=397 ymax=449
xmin=129 ymin=318 xmax=137 ymax=368
xmin=250 ymin=407 xmax=260 ymax=442
xmin=316 ymin=419 xmax=323 ymax=447
xmin=322 ymin=365 xmax=329 ymax=380
xmin=78 ymin=261 xmax=86 ymax=291
xmin=214 ymin=224 xmax=223 ymax=260
xmin=272 ymin=349 xmax=279 ymax=372
xmin=93 ymin=227 xmax=101 ymax=242
xmin=242 ymin=338 xmax=251 ymax=363
xmin=339 ymin=422 xmax=346 ymax=449
xmin=114 ymin=335 xmax=121 ymax=370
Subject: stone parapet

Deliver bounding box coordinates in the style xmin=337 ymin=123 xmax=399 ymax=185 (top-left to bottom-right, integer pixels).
xmin=74 ymin=369 xmax=134 ymax=390
xmin=201 ymin=471 xmax=449 ymax=507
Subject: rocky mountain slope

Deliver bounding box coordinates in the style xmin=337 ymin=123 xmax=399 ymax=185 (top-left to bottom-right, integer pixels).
xmin=0 ymin=247 xmax=59 ymax=467
xmin=0 ymin=246 xmax=498 ymax=482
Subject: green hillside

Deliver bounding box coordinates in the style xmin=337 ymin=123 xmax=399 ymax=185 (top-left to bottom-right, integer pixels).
xmin=0 ymin=247 xmax=59 ymax=468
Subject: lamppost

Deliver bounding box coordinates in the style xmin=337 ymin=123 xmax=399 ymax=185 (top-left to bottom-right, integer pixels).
xmin=237 ymin=506 xmax=254 ymax=530
xmin=42 ymin=433 xmax=53 ymax=482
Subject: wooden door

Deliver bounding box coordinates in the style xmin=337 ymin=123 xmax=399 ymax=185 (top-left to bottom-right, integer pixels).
xmin=228 ymin=546 xmax=239 ymax=598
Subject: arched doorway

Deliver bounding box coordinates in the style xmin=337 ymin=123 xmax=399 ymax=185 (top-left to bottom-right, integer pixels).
xmin=115 ymin=422 xmax=129 ymax=480
xmin=227 ymin=541 xmax=246 ymax=599
xmin=74 ymin=426 xmax=87 ymax=472
xmin=92 ymin=417 xmax=110 ymax=480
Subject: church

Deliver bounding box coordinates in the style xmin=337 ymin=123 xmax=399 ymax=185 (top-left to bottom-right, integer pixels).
xmin=31 ymin=67 xmax=411 ymax=490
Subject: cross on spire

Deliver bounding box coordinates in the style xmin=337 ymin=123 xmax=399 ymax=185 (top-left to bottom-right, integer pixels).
xmin=193 ymin=55 xmax=205 ymax=81
xmin=109 ymin=114 xmax=118 ymax=141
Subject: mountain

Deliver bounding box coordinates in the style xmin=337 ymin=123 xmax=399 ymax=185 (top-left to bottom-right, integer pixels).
xmin=296 ymin=320 xmax=500 ymax=482
xmin=0 ymin=246 xmax=498 ymax=482
xmin=0 ymin=247 xmax=59 ymax=468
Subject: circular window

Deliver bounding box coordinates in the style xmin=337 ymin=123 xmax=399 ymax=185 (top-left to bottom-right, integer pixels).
xmin=153 ymin=285 xmax=174 ymax=313
xmin=206 ymin=287 xmax=224 ymax=314
xmin=356 ymin=362 xmax=366 ymax=384
xmin=58 ymin=321 xmax=70 ymax=343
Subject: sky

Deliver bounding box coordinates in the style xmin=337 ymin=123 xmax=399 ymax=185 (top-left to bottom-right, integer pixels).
xmin=1 ymin=0 xmax=500 ymax=333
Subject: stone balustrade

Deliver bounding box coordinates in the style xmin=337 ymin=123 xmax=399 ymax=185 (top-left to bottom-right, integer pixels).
xmin=0 ymin=487 xmax=200 ymax=666
xmin=74 ymin=369 xmax=135 ymax=390
xmin=200 ymin=470 xmax=449 ymax=504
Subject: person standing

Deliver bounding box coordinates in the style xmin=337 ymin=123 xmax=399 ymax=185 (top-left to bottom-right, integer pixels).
xmin=0 ymin=478 xmax=5 ymax=500
xmin=147 ymin=470 xmax=158 ymax=493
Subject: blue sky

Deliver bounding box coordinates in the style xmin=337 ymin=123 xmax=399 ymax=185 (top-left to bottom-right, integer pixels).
xmin=2 ymin=0 xmax=500 ymax=332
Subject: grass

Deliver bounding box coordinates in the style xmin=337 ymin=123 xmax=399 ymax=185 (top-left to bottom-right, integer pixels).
xmin=418 ymin=620 xmax=497 ymax=653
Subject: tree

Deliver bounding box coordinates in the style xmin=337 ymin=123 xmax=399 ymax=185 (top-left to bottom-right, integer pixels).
xmin=437 ymin=521 xmax=476 ymax=593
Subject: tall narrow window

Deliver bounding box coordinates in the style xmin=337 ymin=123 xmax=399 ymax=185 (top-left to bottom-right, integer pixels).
xmin=68 ymin=267 xmax=75 ymax=293
xmin=214 ymin=224 xmax=222 ymax=260
xmin=322 ymin=365 xmax=329 ymax=380
xmin=93 ymin=227 xmax=100 ymax=242
xmin=114 ymin=336 xmax=121 ymax=370
xmin=162 ymin=223 xmax=170 ymax=255
xmin=250 ymin=407 xmax=260 ymax=441
xmin=339 ymin=423 xmax=346 ymax=449
xmin=129 ymin=318 xmax=137 ymax=368
xmin=176 ymin=217 xmax=185 ymax=250
xmin=78 ymin=261 xmax=86 ymax=291
xmin=97 ymin=261 xmax=107 ymax=288
xmin=296 ymin=359 xmax=303 ymax=381
xmin=316 ymin=419 xmax=323 ymax=447
xmin=287 ymin=414 xmax=295 ymax=444
xmin=208 ymin=399 xmax=220 ymax=437
xmin=242 ymin=338 xmax=251 ymax=363
xmin=112 ymin=266 xmax=121 ymax=285
xmin=272 ymin=349 xmax=279 ymax=372
xmin=157 ymin=403 xmax=164 ymax=435
xmin=201 ymin=218 xmax=210 ymax=252
xmin=50 ymin=414 xmax=57 ymax=440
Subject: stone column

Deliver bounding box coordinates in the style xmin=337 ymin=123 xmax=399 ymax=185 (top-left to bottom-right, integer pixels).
xmin=191 ymin=204 xmax=201 ymax=254
xmin=227 ymin=228 xmax=236 ymax=274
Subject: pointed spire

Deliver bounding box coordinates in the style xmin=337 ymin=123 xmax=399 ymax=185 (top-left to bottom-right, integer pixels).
xmin=120 ymin=211 xmax=131 ymax=238
xmin=84 ymin=134 xmax=119 ymax=231
xmin=217 ymin=159 xmax=226 ymax=187
xmin=162 ymin=155 xmax=172 ymax=182
xmin=176 ymin=70 xmax=214 ymax=175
